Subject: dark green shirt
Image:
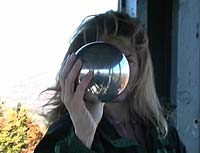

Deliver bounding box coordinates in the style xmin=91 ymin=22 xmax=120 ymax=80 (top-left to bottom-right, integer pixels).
xmin=34 ymin=114 xmax=186 ymax=153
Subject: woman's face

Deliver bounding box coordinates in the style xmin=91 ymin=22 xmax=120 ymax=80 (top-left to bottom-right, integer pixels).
xmin=102 ymin=38 xmax=139 ymax=103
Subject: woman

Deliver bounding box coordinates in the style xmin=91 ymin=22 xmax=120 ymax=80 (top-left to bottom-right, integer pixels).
xmin=34 ymin=10 xmax=186 ymax=153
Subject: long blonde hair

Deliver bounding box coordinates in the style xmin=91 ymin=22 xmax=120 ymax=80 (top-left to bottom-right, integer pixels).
xmin=42 ymin=10 xmax=168 ymax=137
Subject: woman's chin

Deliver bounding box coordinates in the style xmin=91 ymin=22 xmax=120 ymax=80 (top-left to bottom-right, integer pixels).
xmin=111 ymin=92 xmax=128 ymax=103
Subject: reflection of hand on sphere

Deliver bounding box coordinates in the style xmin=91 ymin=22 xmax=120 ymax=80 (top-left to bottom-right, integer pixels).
xmin=76 ymin=41 xmax=130 ymax=102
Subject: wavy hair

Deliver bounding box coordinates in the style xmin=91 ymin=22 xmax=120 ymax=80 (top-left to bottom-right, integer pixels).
xmin=42 ymin=10 xmax=169 ymax=137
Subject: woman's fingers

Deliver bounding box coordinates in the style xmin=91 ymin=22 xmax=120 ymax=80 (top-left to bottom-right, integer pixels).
xmin=61 ymin=56 xmax=89 ymax=110
xmin=66 ymin=58 xmax=82 ymax=94
xmin=60 ymin=53 xmax=77 ymax=101
xmin=73 ymin=71 xmax=93 ymax=106
xmin=60 ymin=53 xmax=76 ymax=81
xmin=64 ymin=71 xmax=93 ymax=115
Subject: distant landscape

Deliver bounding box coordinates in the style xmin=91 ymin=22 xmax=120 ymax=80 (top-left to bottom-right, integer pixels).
xmin=0 ymin=70 xmax=57 ymax=113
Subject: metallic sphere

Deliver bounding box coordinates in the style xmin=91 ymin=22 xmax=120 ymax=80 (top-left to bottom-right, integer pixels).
xmin=75 ymin=41 xmax=130 ymax=102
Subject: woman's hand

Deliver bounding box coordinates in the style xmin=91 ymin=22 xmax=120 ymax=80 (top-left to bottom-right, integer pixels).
xmin=59 ymin=53 xmax=104 ymax=148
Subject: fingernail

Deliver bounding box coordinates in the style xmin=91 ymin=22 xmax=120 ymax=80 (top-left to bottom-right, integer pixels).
xmin=71 ymin=52 xmax=75 ymax=56
xmin=87 ymin=71 xmax=94 ymax=78
xmin=88 ymin=71 xmax=94 ymax=75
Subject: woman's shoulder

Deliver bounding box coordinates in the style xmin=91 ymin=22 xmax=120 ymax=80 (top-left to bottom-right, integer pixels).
xmin=34 ymin=113 xmax=72 ymax=153
xmin=46 ymin=113 xmax=72 ymax=135
xmin=166 ymin=125 xmax=186 ymax=153
xmin=145 ymin=124 xmax=186 ymax=153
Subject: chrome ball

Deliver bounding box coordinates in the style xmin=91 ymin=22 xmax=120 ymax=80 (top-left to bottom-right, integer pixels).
xmin=75 ymin=41 xmax=130 ymax=102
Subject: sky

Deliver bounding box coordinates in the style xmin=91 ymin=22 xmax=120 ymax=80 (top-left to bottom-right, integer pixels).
xmin=0 ymin=0 xmax=118 ymax=108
